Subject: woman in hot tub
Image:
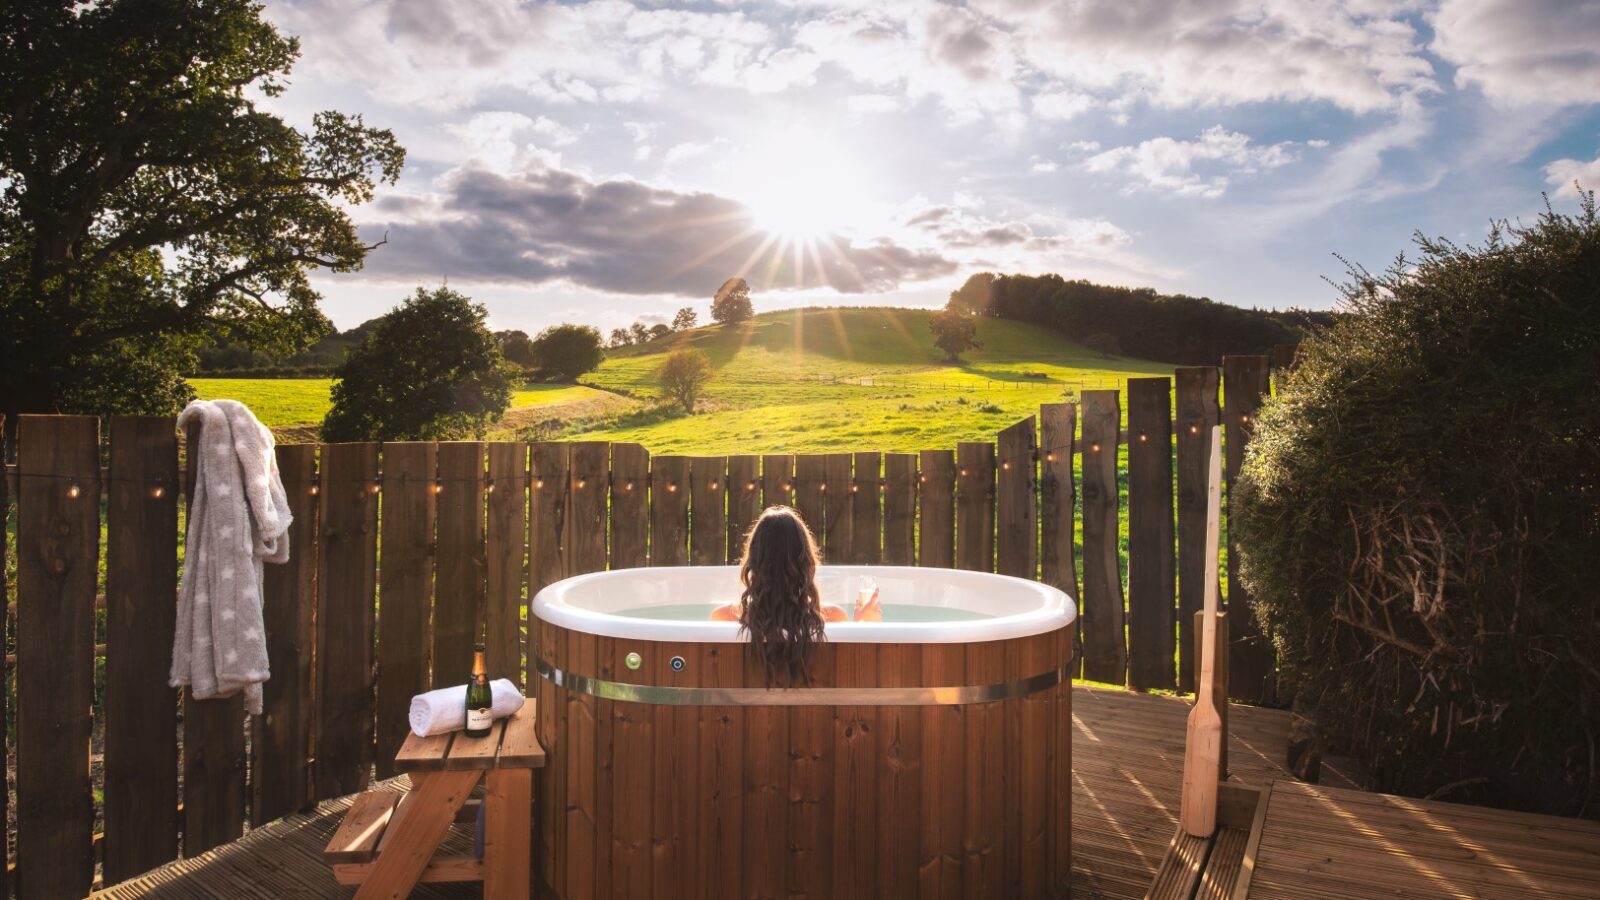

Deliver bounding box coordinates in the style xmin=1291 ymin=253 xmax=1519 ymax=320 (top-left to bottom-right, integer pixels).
xmin=711 ymin=506 xmax=881 ymax=685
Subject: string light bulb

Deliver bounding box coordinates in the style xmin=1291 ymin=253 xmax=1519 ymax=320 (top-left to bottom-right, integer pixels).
xmin=710 ymin=479 xmax=720 ymax=491
xmin=1190 ymin=424 xmax=1199 ymax=434
xmin=1091 ymin=443 xmax=1101 ymax=453
xmin=67 ymin=480 xmax=81 ymax=499
xmin=667 ymin=482 xmax=678 ymax=493
xmin=1138 ymin=433 xmax=1148 ymax=443
xmin=625 ymin=481 xmax=635 ymax=492
xmin=1046 ymin=452 xmax=1057 ymax=463
xmin=151 ymin=484 xmax=165 ymax=499
xmin=1241 ymin=414 xmax=1251 ymax=424
xmin=577 ymin=478 xmax=587 ymax=489
xmin=1002 ymin=461 xmax=1011 ymax=470
xmin=746 ymin=481 xmax=756 ymax=491
xmin=535 ymin=478 xmax=545 ymax=490
xmin=485 ymin=478 xmax=496 ymax=494
xmin=310 ymin=480 xmax=320 ymax=496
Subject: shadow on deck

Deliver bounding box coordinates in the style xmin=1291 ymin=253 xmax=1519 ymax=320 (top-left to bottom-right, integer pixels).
xmin=92 ymin=685 xmax=1600 ymax=899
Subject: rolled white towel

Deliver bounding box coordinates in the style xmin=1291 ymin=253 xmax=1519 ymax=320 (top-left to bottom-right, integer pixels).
xmin=408 ymin=679 xmax=525 ymax=737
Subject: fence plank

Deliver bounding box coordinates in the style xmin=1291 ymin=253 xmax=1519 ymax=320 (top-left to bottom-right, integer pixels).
xmin=651 ymin=457 xmax=690 ymax=566
xmin=851 ymin=451 xmax=881 ymax=564
xmin=1080 ymin=391 xmax=1126 ymax=685
xmin=314 ymin=442 xmax=379 ymax=800
xmin=375 ymin=442 xmax=434 ymax=780
xmin=253 ymin=443 xmax=319 ymax=821
xmin=486 ymin=443 xmax=528 ymax=687
xmin=822 ymin=453 xmax=853 ymax=562
xmin=726 ymin=455 xmax=760 ymax=562
xmin=1039 ymin=403 xmax=1079 ymax=672
xmin=103 ymin=416 xmax=179 ymax=880
xmin=918 ymin=450 xmax=955 ymax=569
xmin=690 ymin=456 xmax=728 ymax=565
xmin=434 ymin=442 xmax=486 ymax=687
xmin=761 ymin=453 xmax=795 ymax=517
xmin=1127 ymin=378 xmax=1176 ymax=691
xmin=566 ymin=442 xmax=609 ymax=575
xmin=882 ymin=453 xmax=917 ymax=566
xmin=1175 ymin=367 xmax=1220 ymax=693
xmin=530 ymin=442 xmax=570 ymax=667
xmin=955 ymin=442 xmax=995 ymax=573
xmin=182 ymin=420 xmax=246 ymax=856
xmin=610 ymin=444 xmax=648 ymax=569
xmin=0 ymin=416 xmax=7 ymax=900
xmin=997 ymin=418 xmax=1036 ymax=579
xmin=793 ymin=454 xmax=827 ymax=547
xmin=15 ymin=415 xmax=99 ymax=899
xmin=1223 ymin=356 xmax=1274 ymax=703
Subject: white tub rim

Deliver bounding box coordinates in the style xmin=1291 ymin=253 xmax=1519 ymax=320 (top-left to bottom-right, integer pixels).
xmin=532 ymin=564 xmax=1076 ymax=644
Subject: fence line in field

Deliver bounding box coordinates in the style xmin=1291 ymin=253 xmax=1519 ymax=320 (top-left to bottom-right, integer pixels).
xmin=0 ymin=356 xmax=1283 ymax=899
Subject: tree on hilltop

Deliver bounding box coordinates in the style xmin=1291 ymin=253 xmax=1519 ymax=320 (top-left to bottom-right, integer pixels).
xmin=656 ymin=349 xmax=714 ymax=412
xmin=711 ymin=277 xmax=754 ymax=325
xmin=930 ymin=309 xmax=981 ymax=362
xmin=529 ymin=323 xmax=604 ymax=382
xmin=672 ymin=307 xmax=699 ymax=330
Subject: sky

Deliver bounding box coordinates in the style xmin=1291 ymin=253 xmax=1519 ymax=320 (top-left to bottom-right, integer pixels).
xmin=256 ymin=0 xmax=1600 ymax=334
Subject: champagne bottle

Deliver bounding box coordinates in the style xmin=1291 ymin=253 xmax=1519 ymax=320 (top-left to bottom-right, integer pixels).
xmin=465 ymin=643 xmax=493 ymax=738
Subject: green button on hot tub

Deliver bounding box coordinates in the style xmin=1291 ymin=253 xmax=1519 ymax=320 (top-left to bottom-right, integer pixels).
xmin=624 ymin=651 xmax=642 ymax=671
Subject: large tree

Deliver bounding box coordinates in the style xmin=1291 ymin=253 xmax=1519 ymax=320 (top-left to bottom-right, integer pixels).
xmin=0 ymin=0 xmax=404 ymax=436
xmin=529 ymin=323 xmax=604 ymax=382
xmin=711 ymin=277 xmax=754 ymax=326
xmin=321 ymin=286 xmax=511 ymax=441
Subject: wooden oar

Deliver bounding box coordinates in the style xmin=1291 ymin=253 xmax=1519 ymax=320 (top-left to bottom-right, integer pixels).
xmin=1180 ymin=425 xmax=1224 ymax=837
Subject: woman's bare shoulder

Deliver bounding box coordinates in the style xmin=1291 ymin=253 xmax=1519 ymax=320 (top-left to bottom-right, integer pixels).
xmin=710 ymin=604 xmax=741 ymax=622
xmin=820 ymin=604 xmax=848 ymax=623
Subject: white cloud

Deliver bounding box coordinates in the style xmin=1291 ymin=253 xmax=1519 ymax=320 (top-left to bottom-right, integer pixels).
xmin=1431 ymin=0 xmax=1600 ymax=107
xmin=1083 ymin=126 xmax=1300 ymax=198
xmin=663 ymin=141 xmax=714 ymax=166
xmin=1544 ymin=154 xmax=1600 ymax=197
xmin=445 ymin=111 xmax=568 ymax=172
xmin=1032 ymin=90 xmax=1095 ymax=121
xmin=1031 ymin=158 xmax=1059 ymax=173
xmin=845 ymin=93 xmax=903 ymax=114
xmin=987 ymin=0 xmax=1437 ymax=114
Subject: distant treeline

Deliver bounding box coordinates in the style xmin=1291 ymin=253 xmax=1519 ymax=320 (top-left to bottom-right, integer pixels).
xmin=197 ymin=320 xmax=378 ymax=373
xmin=948 ymin=272 xmax=1338 ymax=365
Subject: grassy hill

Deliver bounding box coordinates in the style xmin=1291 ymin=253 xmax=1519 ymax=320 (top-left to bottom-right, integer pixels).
xmin=570 ymin=306 xmax=1170 ymax=453
xmin=191 ymin=307 xmax=1172 ymax=452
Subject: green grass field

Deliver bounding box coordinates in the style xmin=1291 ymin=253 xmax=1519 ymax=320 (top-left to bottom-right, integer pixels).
xmin=189 ymin=307 xmax=1170 ymax=452
xmin=574 ymin=307 xmax=1170 ymax=453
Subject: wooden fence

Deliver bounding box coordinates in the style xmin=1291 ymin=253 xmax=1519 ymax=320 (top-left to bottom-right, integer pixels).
xmin=0 ymin=357 xmax=1280 ymax=898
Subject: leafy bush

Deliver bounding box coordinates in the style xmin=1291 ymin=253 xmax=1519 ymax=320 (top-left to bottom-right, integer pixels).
xmin=656 ymin=349 xmax=713 ymax=412
xmin=529 ymin=323 xmax=603 ymax=382
xmin=1234 ymin=192 xmax=1600 ymax=817
xmin=322 ymin=286 xmax=512 ymax=441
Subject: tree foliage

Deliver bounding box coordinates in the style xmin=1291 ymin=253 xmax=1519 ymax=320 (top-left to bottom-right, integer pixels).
xmin=321 ymin=286 xmax=511 ymax=441
xmin=711 ymin=277 xmax=754 ymax=326
xmin=929 ymin=308 xmax=981 ymax=361
xmin=1234 ymin=192 xmax=1600 ymax=817
xmin=496 ymin=330 xmax=538 ymax=369
xmin=656 ymin=349 xmax=713 ymax=412
xmin=947 ymin=272 xmax=1331 ymax=365
xmin=529 ymin=323 xmax=603 ymax=382
xmin=672 ymin=306 xmax=698 ymax=330
xmin=0 ymin=0 xmax=405 ymax=431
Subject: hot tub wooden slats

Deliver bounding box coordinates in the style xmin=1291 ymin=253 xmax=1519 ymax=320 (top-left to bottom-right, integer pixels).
xmin=536 ymin=622 xmax=1074 ymax=900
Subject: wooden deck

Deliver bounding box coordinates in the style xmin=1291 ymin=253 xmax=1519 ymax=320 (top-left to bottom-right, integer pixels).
xmin=89 ymin=685 xmax=1599 ymax=899
xmin=1248 ymin=780 xmax=1600 ymax=900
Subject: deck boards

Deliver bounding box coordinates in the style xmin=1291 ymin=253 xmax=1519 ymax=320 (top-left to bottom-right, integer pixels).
xmin=1248 ymin=780 xmax=1600 ymax=900
xmin=92 ymin=685 xmax=1599 ymax=900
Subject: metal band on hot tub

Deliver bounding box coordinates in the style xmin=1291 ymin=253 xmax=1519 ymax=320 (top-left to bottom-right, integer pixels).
xmin=535 ymin=656 xmax=1068 ymax=706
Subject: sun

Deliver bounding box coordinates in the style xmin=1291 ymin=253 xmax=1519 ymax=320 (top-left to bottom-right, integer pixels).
xmin=731 ymin=130 xmax=875 ymax=242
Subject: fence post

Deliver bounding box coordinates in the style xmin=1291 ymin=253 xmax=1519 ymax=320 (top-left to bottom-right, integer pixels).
xmin=1039 ymin=403 xmax=1078 ymax=673
xmin=882 ymin=453 xmax=917 ymax=565
xmin=257 ymin=443 xmax=319 ymax=813
xmin=1223 ymin=355 xmax=1274 ymax=703
xmin=1079 ymin=391 xmax=1125 ymax=685
xmin=184 ymin=422 xmax=248 ymax=854
xmin=1127 ymin=379 xmax=1176 ymax=691
xmin=610 ymin=444 xmax=649 ymax=569
xmin=486 ymin=442 xmax=530 ymax=689
xmin=996 ymin=418 xmax=1036 ymax=579
xmin=690 ymin=455 xmax=729 ymax=565
xmin=726 ymin=455 xmax=761 ymax=561
xmin=918 ymin=450 xmax=955 ymax=569
xmin=103 ymin=416 xmax=180 ymax=879
xmin=651 ymin=456 xmax=690 ymax=566
xmin=16 ymin=414 xmax=99 ymax=899
xmin=1175 ymin=367 xmax=1221 ymax=693
xmin=313 ymin=441 xmax=379 ymax=801
xmin=435 ymin=441 xmax=486 ymax=688
xmin=955 ymin=442 xmax=996 ymax=573
xmin=850 ymin=451 xmax=882 ymax=564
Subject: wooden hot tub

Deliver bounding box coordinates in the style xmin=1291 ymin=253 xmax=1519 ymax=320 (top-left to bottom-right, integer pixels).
xmin=531 ymin=565 xmax=1076 ymax=900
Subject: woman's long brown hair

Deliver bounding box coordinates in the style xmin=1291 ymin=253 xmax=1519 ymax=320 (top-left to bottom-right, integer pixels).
xmin=737 ymin=506 xmax=826 ymax=687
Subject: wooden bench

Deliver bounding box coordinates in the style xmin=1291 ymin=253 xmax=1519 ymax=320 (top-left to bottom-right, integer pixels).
xmin=324 ymin=706 xmax=544 ymax=899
